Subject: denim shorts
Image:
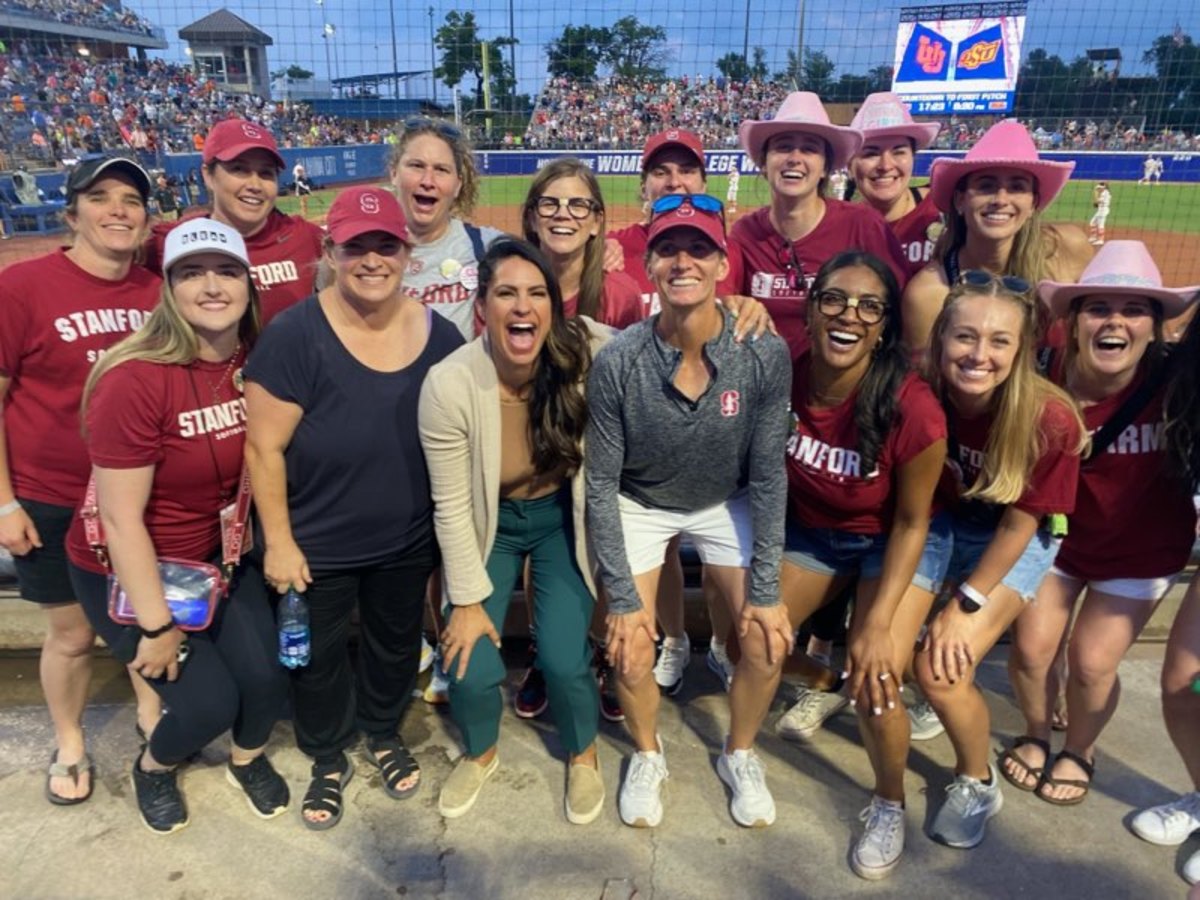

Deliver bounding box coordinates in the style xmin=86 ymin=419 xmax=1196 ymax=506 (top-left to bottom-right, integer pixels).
xmin=947 ymin=518 xmax=1063 ymax=601
xmin=783 ymin=512 xmax=953 ymax=594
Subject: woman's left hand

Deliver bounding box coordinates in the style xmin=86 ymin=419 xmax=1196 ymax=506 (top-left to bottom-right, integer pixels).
xmin=845 ymin=625 xmax=899 ymax=716
xmin=737 ymin=602 xmax=794 ymax=665
xmin=440 ymin=603 xmax=500 ymax=681
xmin=720 ymin=295 xmax=778 ymax=343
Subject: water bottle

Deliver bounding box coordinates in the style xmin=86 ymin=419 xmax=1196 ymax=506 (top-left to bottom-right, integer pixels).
xmin=278 ymin=587 xmax=311 ymax=669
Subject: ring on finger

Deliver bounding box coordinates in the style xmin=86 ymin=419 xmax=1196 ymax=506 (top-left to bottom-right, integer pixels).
xmin=878 ymin=672 xmax=890 ymax=681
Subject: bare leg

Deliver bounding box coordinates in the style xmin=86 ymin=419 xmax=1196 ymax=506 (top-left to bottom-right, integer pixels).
xmin=656 ymin=537 xmax=686 ymax=640
xmin=41 ymin=603 xmax=95 ymax=801
xmin=617 ymin=568 xmax=663 ymax=752
xmin=1161 ymin=579 xmax=1200 ymax=789
xmin=713 ymin=565 xmax=784 ymax=751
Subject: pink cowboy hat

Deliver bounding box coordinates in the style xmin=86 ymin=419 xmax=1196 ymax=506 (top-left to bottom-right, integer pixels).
xmin=850 ymin=92 xmax=940 ymax=151
xmin=739 ymin=92 xmax=862 ymax=170
xmin=928 ymin=120 xmax=1075 ymax=213
xmin=1039 ymin=240 xmax=1199 ymax=319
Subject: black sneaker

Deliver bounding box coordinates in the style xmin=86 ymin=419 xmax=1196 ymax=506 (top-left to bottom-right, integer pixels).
xmin=514 ymin=666 xmax=549 ymax=719
xmin=596 ymin=661 xmax=625 ymax=723
xmin=132 ymin=753 xmax=188 ymax=835
xmin=226 ymin=755 xmax=290 ymax=819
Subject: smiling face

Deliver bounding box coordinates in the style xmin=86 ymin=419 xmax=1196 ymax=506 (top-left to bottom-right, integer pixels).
xmin=529 ymin=174 xmax=601 ymax=260
xmin=850 ymin=138 xmax=915 ymax=210
xmin=1072 ymin=293 xmax=1158 ymax=380
xmin=641 ymin=147 xmax=707 ymax=204
xmin=646 ymin=227 xmax=729 ymax=311
xmin=481 ymin=256 xmax=553 ymax=378
xmin=807 ymin=264 xmax=889 ymax=378
xmin=169 ymin=251 xmax=251 ymax=348
xmin=327 ymin=231 xmax=409 ymax=307
xmin=954 ymin=167 xmax=1037 ymax=244
xmin=67 ymin=173 xmax=147 ymax=261
xmin=939 ymin=292 xmax=1026 ymax=408
xmin=390 ymin=133 xmax=462 ymax=242
xmin=202 ymin=149 xmax=280 ymax=237
xmin=763 ymin=132 xmax=828 ymax=203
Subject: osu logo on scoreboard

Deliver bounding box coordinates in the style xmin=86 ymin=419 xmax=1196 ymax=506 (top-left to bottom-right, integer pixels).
xmin=958 ymin=39 xmax=1001 ymax=70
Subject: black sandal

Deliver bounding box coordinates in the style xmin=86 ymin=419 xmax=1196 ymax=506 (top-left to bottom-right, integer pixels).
xmin=302 ymin=754 xmax=354 ymax=831
xmin=998 ymin=736 xmax=1050 ymax=793
xmin=45 ymin=750 xmax=95 ymax=806
xmin=1036 ymin=749 xmax=1095 ymax=806
xmin=366 ymin=737 xmax=421 ymax=800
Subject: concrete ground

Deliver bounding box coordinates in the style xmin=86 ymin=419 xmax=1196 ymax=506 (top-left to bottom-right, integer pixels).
xmin=0 ymin=640 xmax=1196 ymax=900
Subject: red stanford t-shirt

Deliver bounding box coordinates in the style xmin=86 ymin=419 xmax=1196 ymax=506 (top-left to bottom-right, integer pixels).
xmin=890 ymin=192 xmax=942 ymax=280
xmin=0 ymin=250 xmax=161 ymax=506
xmin=729 ymin=202 xmax=906 ymax=361
xmin=1054 ymin=368 xmax=1195 ymax=579
xmin=66 ymin=355 xmax=246 ymax=574
xmin=610 ymin=221 xmax=745 ymax=316
xmin=787 ymin=364 xmax=946 ymax=533
xmin=565 ymin=271 xmax=646 ymax=329
xmin=939 ymin=398 xmax=1082 ymax=520
xmin=145 ymin=209 xmax=323 ymax=324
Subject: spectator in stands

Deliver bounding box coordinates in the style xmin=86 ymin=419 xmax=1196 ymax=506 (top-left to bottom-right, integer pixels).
xmin=0 ymin=156 xmax=162 ymax=806
xmin=152 ymin=173 xmax=178 ymax=221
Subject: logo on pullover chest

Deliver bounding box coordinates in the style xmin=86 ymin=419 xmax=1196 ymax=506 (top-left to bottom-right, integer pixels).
xmin=720 ymin=390 xmax=740 ymax=417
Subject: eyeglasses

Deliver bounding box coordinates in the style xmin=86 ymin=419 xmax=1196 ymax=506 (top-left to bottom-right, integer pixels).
xmin=650 ymin=193 xmax=724 ymax=219
xmin=815 ymin=290 xmax=888 ymax=325
xmin=959 ymin=269 xmax=1031 ymax=295
xmin=403 ymin=117 xmax=462 ymax=140
xmin=534 ymin=196 xmax=598 ymax=220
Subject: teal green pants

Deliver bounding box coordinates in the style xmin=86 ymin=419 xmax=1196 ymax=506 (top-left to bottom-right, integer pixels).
xmin=448 ymin=488 xmax=599 ymax=757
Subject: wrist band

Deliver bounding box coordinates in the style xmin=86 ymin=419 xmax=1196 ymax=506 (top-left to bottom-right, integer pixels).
xmin=0 ymin=499 xmax=22 ymax=517
xmin=959 ymin=583 xmax=988 ymax=607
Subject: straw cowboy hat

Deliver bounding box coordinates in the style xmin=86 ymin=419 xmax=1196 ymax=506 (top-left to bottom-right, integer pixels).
xmin=738 ymin=92 xmax=862 ymax=170
xmin=1039 ymin=240 xmax=1200 ymax=319
xmin=928 ymin=120 xmax=1075 ymax=213
xmin=850 ymin=93 xmax=940 ymax=151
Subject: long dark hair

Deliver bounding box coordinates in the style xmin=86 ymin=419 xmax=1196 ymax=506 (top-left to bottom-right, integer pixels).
xmin=1165 ymin=312 xmax=1200 ymax=486
xmin=809 ymin=251 xmax=907 ymax=475
xmin=476 ymin=238 xmax=593 ymax=477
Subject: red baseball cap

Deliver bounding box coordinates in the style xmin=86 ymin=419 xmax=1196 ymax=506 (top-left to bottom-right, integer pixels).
xmin=202 ymin=118 xmax=285 ymax=169
xmin=646 ymin=197 xmax=727 ymax=253
xmin=641 ymin=129 xmax=706 ymax=172
xmin=326 ymin=187 xmax=409 ymax=244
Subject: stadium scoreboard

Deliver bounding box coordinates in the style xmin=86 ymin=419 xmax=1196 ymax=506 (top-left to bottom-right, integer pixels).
xmin=892 ymin=2 xmax=1027 ymax=115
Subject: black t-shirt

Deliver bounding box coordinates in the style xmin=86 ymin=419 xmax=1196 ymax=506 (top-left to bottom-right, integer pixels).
xmin=245 ymin=296 xmax=464 ymax=568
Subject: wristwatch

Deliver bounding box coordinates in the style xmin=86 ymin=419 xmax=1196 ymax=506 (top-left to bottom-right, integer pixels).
xmin=139 ymin=620 xmax=177 ymax=639
xmin=956 ymin=583 xmax=989 ymax=614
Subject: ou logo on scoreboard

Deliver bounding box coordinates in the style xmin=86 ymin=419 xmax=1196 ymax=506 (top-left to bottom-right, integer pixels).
xmin=360 ymin=193 xmax=381 ymax=214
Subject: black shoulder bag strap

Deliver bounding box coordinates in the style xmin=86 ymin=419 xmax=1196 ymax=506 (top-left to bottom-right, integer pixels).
xmin=1084 ymin=351 xmax=1174 ymax=465
xmin=464 ymin=222 xmax=486 ymax=264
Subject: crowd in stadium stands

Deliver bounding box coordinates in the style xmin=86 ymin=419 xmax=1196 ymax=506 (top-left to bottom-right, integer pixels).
xmin=0 ymin=0 xmax=157 ymax=37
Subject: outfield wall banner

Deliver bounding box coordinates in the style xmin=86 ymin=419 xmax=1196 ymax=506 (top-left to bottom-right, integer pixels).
xmin=892 ymin=2 xmax=1027 ymax=116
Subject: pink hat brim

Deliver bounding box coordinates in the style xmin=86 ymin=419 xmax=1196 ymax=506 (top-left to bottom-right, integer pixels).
xmin=1038 ymin=281 xmax=1200 ymax=320
xmin=928 ymin=156 xmax=1075 ymax=213
xmin=858 ymin=121 xmax=941 ymax=153
xmin=738 ymin=119 xmax=863 ymax=171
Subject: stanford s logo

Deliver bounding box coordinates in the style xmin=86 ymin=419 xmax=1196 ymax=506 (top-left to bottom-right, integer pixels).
xmin=360 ymin=193 xmax=381 ymax=214
xmin=720 ymin=390 xmax=740 ymax=417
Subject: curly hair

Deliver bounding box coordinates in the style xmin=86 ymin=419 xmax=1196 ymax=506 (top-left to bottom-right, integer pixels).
xmin=387 ymin=121 xmax=480 ymax=218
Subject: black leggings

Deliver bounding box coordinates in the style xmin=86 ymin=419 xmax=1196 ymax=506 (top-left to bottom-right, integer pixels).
xmin=69 ymin=558 xmax=288 ymax=767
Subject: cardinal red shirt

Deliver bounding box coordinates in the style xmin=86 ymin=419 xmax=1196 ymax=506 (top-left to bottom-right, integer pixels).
xmin=890 ymin=192 xmax=942 ymax=280
xmin=1053 ymin=366 xmax=1195 ymax=579
xmin=730 ymin=202 xmax=906 ymax=361
xmin=565 ymin=271 xmax=646 ymax=329
xmin=66 ymin=355 xmax=247 ymax=574
xmin=787 ymin=363 xmax=946 ymax=533
xmin=610 ymin=221 xmax=745 ymax=316
xmin=0 ymin=250 xmax=161 ymax=506
xmin=145 ymin=209 xmax=322 ymax=324
xmin=939 ymin=398 xmax=1082 ymax=522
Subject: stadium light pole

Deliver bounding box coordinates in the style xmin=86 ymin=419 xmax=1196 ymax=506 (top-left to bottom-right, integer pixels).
xmin=796 ymin=0 xmax=806 ymax=88
xmin=507 ymin=0 xmax=516 ymax=104
xmin=388 ymin=2 xmax=399 ymax=99
xmin=429 ymin=6 xmax=437 ymax=106
xmin=743 ymin=0 xmax=750 ymax=66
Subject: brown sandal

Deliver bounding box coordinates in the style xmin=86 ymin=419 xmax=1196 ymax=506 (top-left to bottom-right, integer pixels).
xmin=999 ymin=736 xmax=1049 ymax=793
xmin=45 ymin=751 xmax=95 ymax=806
xmin=1036 ymin=750 xmax=1094 ymax=806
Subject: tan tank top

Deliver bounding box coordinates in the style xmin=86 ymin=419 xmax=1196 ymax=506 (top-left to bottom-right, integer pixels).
xmin=499 ymin=395 xmax=566 ymax=499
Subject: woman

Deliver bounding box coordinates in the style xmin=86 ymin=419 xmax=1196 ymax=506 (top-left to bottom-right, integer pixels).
xmin=244 ymin=187 xmax=463 ymax=830
xmin=388 ymin=117 xmax=504 ymax=340
xmin=0 ymin=155 xmax=161 ymax=806
xmin=145 ymin=118 xmax=324 ymax=325
xmin=419 ymin=238 xmax=606 ymax=823
xmin=64 ymin=218 xmax=288 ymax=834
xmin=586 ymin=196 xmax=792 ymax=830
xmin=902 ymin=119 xmax=1094 ymax=353
xmin=848 ymin=92 xmax=943 ymax=279
xmin=1003 ymin=242 xmax=1198 ymax=805
xmin=915 ymin=273 xmax=1086 ymax=850
xmin=732 ymin=91 xmax=906 ymax=362
xmin=774 ymin=251 xmax=949 ymax=879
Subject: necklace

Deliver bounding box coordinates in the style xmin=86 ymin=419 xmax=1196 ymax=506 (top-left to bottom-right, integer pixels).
xmin=195 ymin=344 xmax=245 ymax=405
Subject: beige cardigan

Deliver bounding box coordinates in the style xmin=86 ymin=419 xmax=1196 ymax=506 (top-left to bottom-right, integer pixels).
xmin=417 ymin=318 xmax=611 ymax=606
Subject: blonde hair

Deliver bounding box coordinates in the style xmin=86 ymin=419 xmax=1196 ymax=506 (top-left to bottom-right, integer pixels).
xmin=387 ymin=123 xmax=479 ymax=218
xmin=925 ymin=281 xmax=1086 ymax=505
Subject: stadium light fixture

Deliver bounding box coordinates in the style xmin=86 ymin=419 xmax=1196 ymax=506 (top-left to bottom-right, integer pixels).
xmin=77 ymin=46 xmax=90 ymax=57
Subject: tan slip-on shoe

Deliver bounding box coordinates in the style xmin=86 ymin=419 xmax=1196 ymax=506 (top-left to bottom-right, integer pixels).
xmin=566 ymin=757 xmax=605 ymax=825
xmin=439 ymin=754 xmax=499 ymax=819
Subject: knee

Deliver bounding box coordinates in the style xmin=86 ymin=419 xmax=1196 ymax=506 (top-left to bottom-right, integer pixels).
xmin=616 ymin=637 xmax=656 ymax=689
xmin=1009 ymin=633 xmax=1059 ymax=675
xmin=1068 ymin=647 xmax=1118 ymax=690
xmin=914 ymin=654 xmax=955 ymax=705
xmin=736 ymin=629 xmax=784 ymax=678
xmin=449 ymin=645 xmax=505 ymax=701
xmin=184 ymin=683 xmax=239 ymax=742
xmin=536 ymin=641 xmax=590 ymax=687
xmin=45 ymin=617 xmax=96 ymax=658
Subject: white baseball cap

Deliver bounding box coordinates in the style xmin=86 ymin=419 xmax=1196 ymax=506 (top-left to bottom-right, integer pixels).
xmin=162 ymin=218 xmax=250 ymax=274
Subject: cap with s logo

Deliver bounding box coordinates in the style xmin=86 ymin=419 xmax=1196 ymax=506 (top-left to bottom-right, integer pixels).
xmin=202 ymin=118 xmax=285 ymax=170
xmin=326 ymin=187 xmax=410 ymax=244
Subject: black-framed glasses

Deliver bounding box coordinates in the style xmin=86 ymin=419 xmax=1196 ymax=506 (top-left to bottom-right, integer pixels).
xmin=960 ymin=269 xmax=1031 ymax=295
xmin=815 ymin=290 xmax=889 ymax=325
xmin=650 ymin=193 xmax=725 ymax=220
xmin=534 ymin=196 xmax=599 ymax=219
xmin=403 ymin=117 xmax=462 ymax=140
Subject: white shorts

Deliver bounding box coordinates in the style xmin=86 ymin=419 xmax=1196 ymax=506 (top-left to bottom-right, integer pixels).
xmin=1049 ymin=566 xmax=1179 ymax=601
xmin=618 ymin=491 xmax=753 ymax=575
xmin=726 ymin=186 xmax=739 ymax=203
xmin=1089 ymin=212 xmax=1109 ymax=228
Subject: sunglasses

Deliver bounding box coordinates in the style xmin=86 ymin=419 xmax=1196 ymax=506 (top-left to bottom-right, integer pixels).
xmin=534 ymin=196 xmax=599 ymax=220
xmin=959 ymin=269 xmax=1031 ymax=295
xmin=814 ymin=290 xmax=888 ymax=325
xmin=403 ymin=117 xmax=462 ymax=140
xmin=776 ymin=241 xmax=808 ymax=294
xmin=650 ymin=193 xmax=725 ymax=220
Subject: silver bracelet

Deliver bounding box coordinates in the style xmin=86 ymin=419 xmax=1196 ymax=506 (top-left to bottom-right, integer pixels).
xmin=0 ymin=499 xmax=22 ymax=517
xmin=959 ymin=582 xmax=989 ymax=607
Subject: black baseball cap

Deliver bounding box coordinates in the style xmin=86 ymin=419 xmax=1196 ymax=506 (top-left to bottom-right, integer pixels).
xmin=66 ymin=156 xmax=152 ymax=201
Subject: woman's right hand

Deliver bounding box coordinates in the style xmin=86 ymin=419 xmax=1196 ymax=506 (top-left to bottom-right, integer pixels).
xmin=131 ymin=627 xmax=185 ymax=682
xmin=264 ymin=541 xmax=311 ymax=594
xmin=0 ymin=505 xmax=41 ymax=556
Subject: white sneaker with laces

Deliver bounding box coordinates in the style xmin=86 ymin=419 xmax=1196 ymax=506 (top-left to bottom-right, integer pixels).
xmin=717 ymin=746 xmax=776 ymax=827
xmin=907 ymin=698 xmax=945 ymax=741
xmin=706 ymin=644 xmax=735 ymax=692
xmin=1184 ymin=847 xmax=1200 ymax=885
xmin=776 ymin=687 xmax=849 ymax=741
xmin=851 ymin=796 xmax=905 ymax=880
xmin=619 ymin=745 xmax=668 ymax=828
xmin=1130 ymin=791 xmax=1200 ymax=845
xmin=653 ymin=634 xmax=690 ymax=696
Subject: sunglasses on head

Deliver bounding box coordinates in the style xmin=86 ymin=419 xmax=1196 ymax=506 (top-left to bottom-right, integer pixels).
xmin=959 ymin=269 xmax=1031 ymax=295
xmin=650 ymin=193 xmax=724 ymax=219
xmin=403 ymin=117 xmax=462 ymax=140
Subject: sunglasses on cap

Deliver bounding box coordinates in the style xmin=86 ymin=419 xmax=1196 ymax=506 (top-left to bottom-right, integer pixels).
xmin=814 ymin=289 xmax=889 ymax=325
xmin=959 ymin=269 xmax=1031 ymax=295
xmin=534 ymin=196 xmax=599 ymax=220
xmin=650 ymin=193 xmax=724 ymax=219
xmin=403 ymin=117 xmax=462 ymax=139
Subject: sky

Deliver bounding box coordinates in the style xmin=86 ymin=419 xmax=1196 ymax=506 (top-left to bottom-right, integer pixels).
xmin=126 ymin=0 xmax=1196 ymax=97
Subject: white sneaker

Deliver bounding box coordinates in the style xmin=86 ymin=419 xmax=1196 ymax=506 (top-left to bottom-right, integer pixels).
xmin=717 ymin=746 xmax=776 ymax=827
xmin=422 ymin=651 xmax=450 ymax=705
xmin=419 ymin=635 xmax=435 ymax=674
xmin=907 ymin=698 xmax=945 ymax=741
xmin=619 ymin=746 xmax=668 ymax=828
xmin=851 ymin=796 xmax=906 ymax=880
xmin=1130 ymin=791 xmax=1200 ymax=846
xmin=1184 ymin=846 xmax=1200 ymax=885
xmin=653 ymin=634 xmax=690 ymax=696
xmin=706 ymin=645 xmax=735 ymax=692
xmin=776 ymin=687 xmax=849 ymax=741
